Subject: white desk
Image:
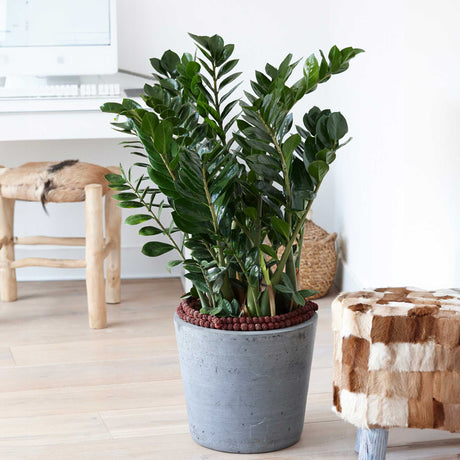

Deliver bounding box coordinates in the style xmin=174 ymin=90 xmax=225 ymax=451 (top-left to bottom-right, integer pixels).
xmin=0 ymin=72 xmax=149 ymax=142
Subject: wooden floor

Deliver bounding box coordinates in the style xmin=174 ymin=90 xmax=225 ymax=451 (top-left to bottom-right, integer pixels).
xmin=0 ymin=278 xmax=458 ymax=459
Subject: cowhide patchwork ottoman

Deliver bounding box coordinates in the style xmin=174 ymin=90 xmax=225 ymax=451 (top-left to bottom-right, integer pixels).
xmin=332 ymin=287 xmax=460 ymax=459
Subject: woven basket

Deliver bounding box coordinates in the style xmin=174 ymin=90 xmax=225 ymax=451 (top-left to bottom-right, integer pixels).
xmin=277 ymin=219 xmax=337 ymax=300
xmin=298 ymin=219 xmax=337 ymax=299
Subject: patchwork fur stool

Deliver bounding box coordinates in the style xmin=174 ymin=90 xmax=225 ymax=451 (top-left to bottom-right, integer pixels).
xmin=332 ymin=287 xmax=460 ymax=459
xmin=0 ymin=160 xmax=121 ymax=329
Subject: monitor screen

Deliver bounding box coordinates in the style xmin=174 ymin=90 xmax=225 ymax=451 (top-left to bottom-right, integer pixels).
xmin=0 ymin=0 xmax=117 ymax=76
xmin=1 ymin=0 xmax=111 ymax=48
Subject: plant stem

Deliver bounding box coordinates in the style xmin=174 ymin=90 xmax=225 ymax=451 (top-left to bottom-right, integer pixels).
xmin=256 ymin=112 xmax=291 ymax=204
xmin=202 ymin=163 xmax=233 ymax=301
xmin=247 ymin=284 xmax=261 ymax=317
xmin=271 ymin=182 xmax=322 ymax=286
xmin=130 ymin=181 xmax=185 ymax=261
xmin=259 ymin=252 xmax=276 ymax=316
xmin=295 ymin=224 xmax=306 ymax=271
xmin=255 ymin=111 xmax=298 ymax=291
xmin=211 ymin=61 xmax=227 ymax=145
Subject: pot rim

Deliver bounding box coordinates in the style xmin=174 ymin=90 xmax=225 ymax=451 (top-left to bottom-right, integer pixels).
xmin=174 ymin=311 xmax=317 ymax=337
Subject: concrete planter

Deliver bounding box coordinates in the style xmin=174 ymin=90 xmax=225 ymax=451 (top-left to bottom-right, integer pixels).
xmin=174 ymin=312 xmax=318 ymax=454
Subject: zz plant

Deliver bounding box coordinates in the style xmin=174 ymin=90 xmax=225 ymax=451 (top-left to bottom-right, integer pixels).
xmin=102 ymin=34 xmax=363 ymax=319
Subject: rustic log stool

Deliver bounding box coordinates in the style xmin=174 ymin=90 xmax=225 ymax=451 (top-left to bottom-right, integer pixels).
xmin=0 ymin=160 xmax=121 ymax=329
xmin=332 ymin=287 xmax=460 ymax=459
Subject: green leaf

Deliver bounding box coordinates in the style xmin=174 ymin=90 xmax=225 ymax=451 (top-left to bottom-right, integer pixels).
xmin=260 ymin=244 xmax=278 ymax=259
xmin=139 ymin=226 xmax=162 ymax=236
xmin=219 ymin=299 xmax=233 ymax=316
xmin=185 ymin=60 xmax=200 ymax=77
xmin=118 ymin=201 xmax=144 ymax=208
xmin=154 ymin=121 xmax=173 ymax=154
xmin=271 ymin=216 xmax=290 ymax=240
xmin=291 ymin=158 xmax=315 ymax=210
xmin=188 ymin=33 xmax=209 ymax=49
xmin=219 ymin=72 xmax=242 ymax=90
xmin=327 ymin=112 xmax=348 ymax=141
xmin=208 ymin=34 xmax=224 ymax=59
xmin=318 ymin=53 xmax=329 ymax=79
xmin=328 ymin=45 xmax=342 ymax=73
xmin=141 ymin=112 xmax=159 ymax=137
xmin=112 ymin=192 xmax=137 ymax=201
xmin=293 ymin=291 xmax=306 ymax=306
xmin=108 ymin=184 xmax=130 ymax=191
xmin=184 ymin=272 xmax=209 ymax=293
xmin=220 ymin=43 xmax=235 ymax=64
xmin=105 ymin=173 xmax=125 ymax=185
xmin=100 ymin=102 xmax=124 ymax=114
xmin=315 ymin=148 xmax=336 ymax=164
xmin=123 ymin=214 xmax=151 ymax=225
xmin=303 ymin=137 xmax=317 ymax=164
xmin=217 ymin=59 xmax=238 ymax=78
xmin=308 ymin=160 xmax=329 ymax=183
xmin=122 ymin=98 xmax=142 ymax=110
xmin=150 ymin=57 xmax=165 ymax=75
xmin=282 ymin=134 xmax=301 ymax=166
xmin=166 ymin=259 xmax=182 ymax=273
xmin=209 ymin=306 xmax=223 ymax=316
xmin=161 ymin=50 xmax=180 ymax=74
xmin=281 ymin=272 xmax=294 ymax=289
xmin=172 ymin=211 xmax=208 ymax=234
xmin=303 ymin=54 xmax=319 ymax=88
xmin=274 ymin=284 xmax=292 ymax=294
xmin=316 ymin=115 xmax=333 ymax=148
xmin=141 ymin=241 xmax=174 ymax=257
xmin=298 ymin=289 xmax=318 ymax=299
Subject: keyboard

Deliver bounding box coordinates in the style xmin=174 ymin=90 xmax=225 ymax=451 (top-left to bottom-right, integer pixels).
xmin=0 ymin=83 xmax=121 ymax=99
xmin=0 ymin=83 xmax=122 ymax=112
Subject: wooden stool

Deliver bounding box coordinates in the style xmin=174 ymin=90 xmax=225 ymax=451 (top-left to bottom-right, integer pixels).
xmin=0 ymin=160 xmax=122 ymax=329
xmin=332 ymin=287 xmax=460 ymax=459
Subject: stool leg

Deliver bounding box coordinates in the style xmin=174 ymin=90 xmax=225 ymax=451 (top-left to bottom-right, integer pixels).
xmin=104 ymin=189 xmax=121 ymax=304
xmin=0 ymin=196 xmax=17 ymax=301
xmin=355 ymin=427 xmax=362 ymax=453
xmin=85 ymin=185 xmax=106 ymax=329
xmin=359 ymin=428 xmax=388 ymax=460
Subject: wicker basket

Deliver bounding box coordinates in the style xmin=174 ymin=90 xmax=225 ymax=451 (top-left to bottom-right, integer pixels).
xmin=298 ymin=219 xmax=337 ymax=299
xmin=277 ymin=219 xmax=337 ymax=300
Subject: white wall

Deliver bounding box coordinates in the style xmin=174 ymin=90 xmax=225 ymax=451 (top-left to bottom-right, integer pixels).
xmin=321 ymin=0 xmax=460 ymax=290
xmin=2 ymin=0 xmax=458 ymax=289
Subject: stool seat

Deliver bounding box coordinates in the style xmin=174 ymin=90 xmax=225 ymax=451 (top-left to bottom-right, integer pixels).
xmin=0 ymin=160 xmax=111 ymax=203
xmin=332 ymin=287 xmax=460 ymax=432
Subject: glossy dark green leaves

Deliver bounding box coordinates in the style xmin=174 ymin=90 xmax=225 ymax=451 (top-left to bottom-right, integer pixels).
xmin=101 ymin=32 xmax=363 ymax=316
xmin=142 ymin=241 xmax=174 ymax=257
xmin=308 ymin=160 xmax=329 ymax=183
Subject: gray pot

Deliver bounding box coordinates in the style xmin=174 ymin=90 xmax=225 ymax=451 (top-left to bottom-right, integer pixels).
xmin=174 ymin=312 xmax=318 ymax=454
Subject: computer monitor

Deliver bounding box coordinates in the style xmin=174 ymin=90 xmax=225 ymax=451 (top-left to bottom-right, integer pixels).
xmin=0 ymin=0 xmax=118 ymax=77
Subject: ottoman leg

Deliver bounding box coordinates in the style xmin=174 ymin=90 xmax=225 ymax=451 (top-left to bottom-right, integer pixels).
xmin=358 ymin=428 xmax=388 ymax=460
xmin=355 ymin=428 xmax=362 ymax=453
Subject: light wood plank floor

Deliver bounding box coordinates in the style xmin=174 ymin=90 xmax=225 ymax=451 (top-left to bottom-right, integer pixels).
xmin=0 ymin=278 xmax=458 ymax=459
